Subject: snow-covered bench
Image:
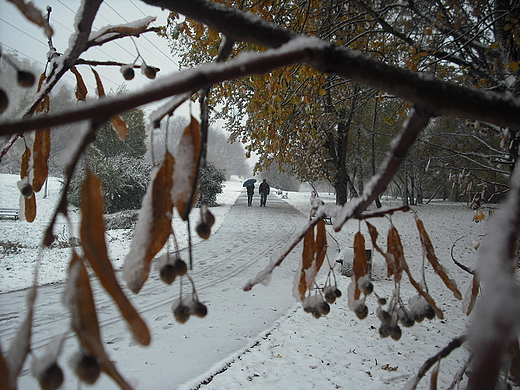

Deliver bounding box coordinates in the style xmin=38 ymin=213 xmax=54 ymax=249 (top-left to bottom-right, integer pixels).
xmin=0 ymin=208 xmax=19 ymax=220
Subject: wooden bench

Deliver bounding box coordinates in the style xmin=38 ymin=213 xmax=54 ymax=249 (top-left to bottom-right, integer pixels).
xmin=0 ymin=208 xmax=19 ymax=220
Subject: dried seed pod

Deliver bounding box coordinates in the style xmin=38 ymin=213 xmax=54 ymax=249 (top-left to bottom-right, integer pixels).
xmin=37 ymin=362 xmax=64 ymax=390
xmin=378 ymin=297 xmax=387 ymax=305
xmin=173 ymin=303 xmax=191 ymax=323
xmin=120 ymin=65 xmax=135 ymax=80
xmin=174 ymin=258 xmax=188 ymax=276
xmin=398 ymin=308 xmax=415 ymax=328
xmin=311 ymin=307 xmax=322 ymax=319
xmin=192 ymin=301 xmax=208 ymax=318
xmin=390 ymin=324 xmax=402 ymax=341
xmin=376 ymin=307 xmax=392 ymax=324
xmin=0 ymin=88 xmax=8 ymax=113
xmin=143 ymin=66 xmax=156 ymax=79
xmin=424 ymin=304 xmax=436 ymax=320
xmin=318 ymin=300 xmax=330 ymax=315
xmin=359 ymin=279 xmax=373 ymax=295
xmin=73 ymin=352 xmax=100 ymax=384
xmin=379 ymin=323 xmax=392 ymax=338
xmin=334 ymin=288 xmax=342 ymax=298
xmin=196 ymin=221 xmax=211 ymax=239
xmin=323 ymin=285 xmax=339 ymax=304
xmin=21 ymin=183 xmax=33 ymax=198
xmin=160 ymin=263 xmax=176 ymax=284
xmin=17 ymin=70 xmax=36 ymax=87
xmin=324 ymin=289 xmax=336 ymax=304
xmin=354 ymin=303 xmax=368 ymax=319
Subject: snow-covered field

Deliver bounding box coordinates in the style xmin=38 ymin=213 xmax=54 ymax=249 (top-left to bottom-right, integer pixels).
xmin=0 ymin=173 xmax=491 ymax=389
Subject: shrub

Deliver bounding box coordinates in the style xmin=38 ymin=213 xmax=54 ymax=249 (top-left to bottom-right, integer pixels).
xmin=196 ymin=162 xmax=225 ymax=207
xmin=69 ymin=154 xmax=151 ymax=214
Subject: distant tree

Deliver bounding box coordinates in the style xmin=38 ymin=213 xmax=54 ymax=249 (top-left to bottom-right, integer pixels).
xmin=69 ymin=106 xmax=150 ymax=213
xmin=196 ymin=161 xmax=225 ymax=207
xmin=261 ymin=163 xmax=300 ymax=192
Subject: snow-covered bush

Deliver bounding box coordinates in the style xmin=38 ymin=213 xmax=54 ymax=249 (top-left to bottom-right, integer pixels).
xmin=68 ymin=154 xmax=151 ymax=214
xmin=196 ymin=162 xmax=225 ymax=207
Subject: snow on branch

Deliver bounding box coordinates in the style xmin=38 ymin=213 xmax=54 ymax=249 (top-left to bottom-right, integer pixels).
xmin=86 ymin=16 xmax=160 ymax=48
xmin=1 ymin=35 xmax=520 ymax=138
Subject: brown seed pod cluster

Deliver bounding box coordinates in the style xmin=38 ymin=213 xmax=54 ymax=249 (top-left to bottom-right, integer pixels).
xmin=343 ymin=216 xmax=461 ymax=340
xmin=172 ymin=294 xmax=208 ymax=323
xmin=302 ymin=282 xmax=342 ymax=319
xmin=157 ymin=253 xmax=188 ymax=285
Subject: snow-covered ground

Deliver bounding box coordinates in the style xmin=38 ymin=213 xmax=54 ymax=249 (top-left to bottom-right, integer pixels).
xmin=0 ymin=173 xmax=491 ymax=389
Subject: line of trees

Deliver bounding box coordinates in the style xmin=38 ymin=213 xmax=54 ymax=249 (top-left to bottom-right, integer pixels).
xmin=169 ymin=0 xmax=517 ymax=206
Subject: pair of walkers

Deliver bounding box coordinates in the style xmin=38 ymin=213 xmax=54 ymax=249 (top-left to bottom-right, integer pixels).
xmin=247 ymin=179 xmax=270 ymax=207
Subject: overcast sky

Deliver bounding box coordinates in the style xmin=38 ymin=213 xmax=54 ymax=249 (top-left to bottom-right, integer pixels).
xmin=0 ymin=0 xmax=192 ymax=116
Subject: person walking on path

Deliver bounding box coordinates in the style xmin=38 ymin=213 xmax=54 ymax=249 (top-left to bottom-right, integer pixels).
xmin=246 ymin=183 xmax=255 ymax=206
xmin=259 ymin=179 xmax=270 ymax=207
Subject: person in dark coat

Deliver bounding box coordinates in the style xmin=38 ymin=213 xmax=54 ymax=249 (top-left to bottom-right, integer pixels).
xmin=259 ymin=179 xmax=270 ymax=207
xmin=246 ymin=184 xmax=255 ymax=206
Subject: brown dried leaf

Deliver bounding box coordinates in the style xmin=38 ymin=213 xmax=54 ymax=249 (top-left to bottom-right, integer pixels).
xmin=172 ymin=116 xmax=201 ymax=220
xmin=314 ymin=219 xmax=327 ymax=272
xmin=32 ymin=128 xmax=50 ymax=193
xmin=415 ymin=215 xmax=462 ymax=299
xmin=387 ymin=226 xmax=404 ymax=281
xmin=91 ymin=67 xmax=106 ymax=97
xmin=24 ymin=193 xmax=36 ymax=222
xmin=70 ymin=66 xmax=88 ymax=101
xmin=430 ymin=362 xmax=439 ymax=390
xmin=353 ymin=231 xmax=368 ymax=300
xmin=297 ymin=226 xmax=315 ymax=301
xmin=123 ymin=152 xmax=175 ymax=293
xmin=66 ymin=252 xmax=133 ymax=390
xmin=463 ymin=275 xmax=480 ymax=315
xmin=6 ymin=0 xmax=53 ymax=37
xmin=6 ymin=284 xmax=37 ymax=388
xmin=353 ymin=231 xmax=368 ymax=279
xmin=80 ymin=170 xmax=150 ymax=346
xmin=35 ymin=73 xmax=50 ymax=113
xmin=21 ymin=144 xmax=30 ymax=179
xmin=110 ymin=115 xmax=128 ymax=141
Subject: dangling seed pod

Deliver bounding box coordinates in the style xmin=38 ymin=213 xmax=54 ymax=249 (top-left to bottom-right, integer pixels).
xmin=173 ymin=303 xmax=191 ymax=323
xmin=143 ymin=66 xmax=156 ymax=79
xmin=72 ymin=351 xmax=100 ymax=384
xmin=160 ymin=263 xmax=176 ymax=284
xmin=37 ymin=362 xmax=64 ymax=390
xmin=17 ymin=70 xmax=36 ymax=87
xmin=120 ymin=65 xmax=135 ymax=81
xmin=191 ymin=300 xmax=208 ymax=318
xmin=174 ymin=258 xmax=188 ymax=276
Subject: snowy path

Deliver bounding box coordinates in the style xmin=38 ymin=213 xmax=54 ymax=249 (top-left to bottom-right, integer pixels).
xmin=1 ymin=190 xmax=326 ymax=390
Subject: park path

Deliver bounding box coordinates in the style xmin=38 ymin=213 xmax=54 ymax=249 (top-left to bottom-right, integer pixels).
xmin=1 ymin=189 xmax=332 ymax=389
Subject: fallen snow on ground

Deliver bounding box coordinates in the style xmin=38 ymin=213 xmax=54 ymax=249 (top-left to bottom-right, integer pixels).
xmin=0 ymin=173 xmax=491 ymax=389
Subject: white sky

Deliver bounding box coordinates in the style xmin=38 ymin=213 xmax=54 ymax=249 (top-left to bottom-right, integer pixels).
xmin=0 ymin=0 xmax=193 ymax=116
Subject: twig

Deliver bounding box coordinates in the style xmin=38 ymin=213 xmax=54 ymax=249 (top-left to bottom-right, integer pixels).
xmin=406 ymin=334 xmax=468 ymax=390
xmin=450 ymin=235 xmax=476 ymax=275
